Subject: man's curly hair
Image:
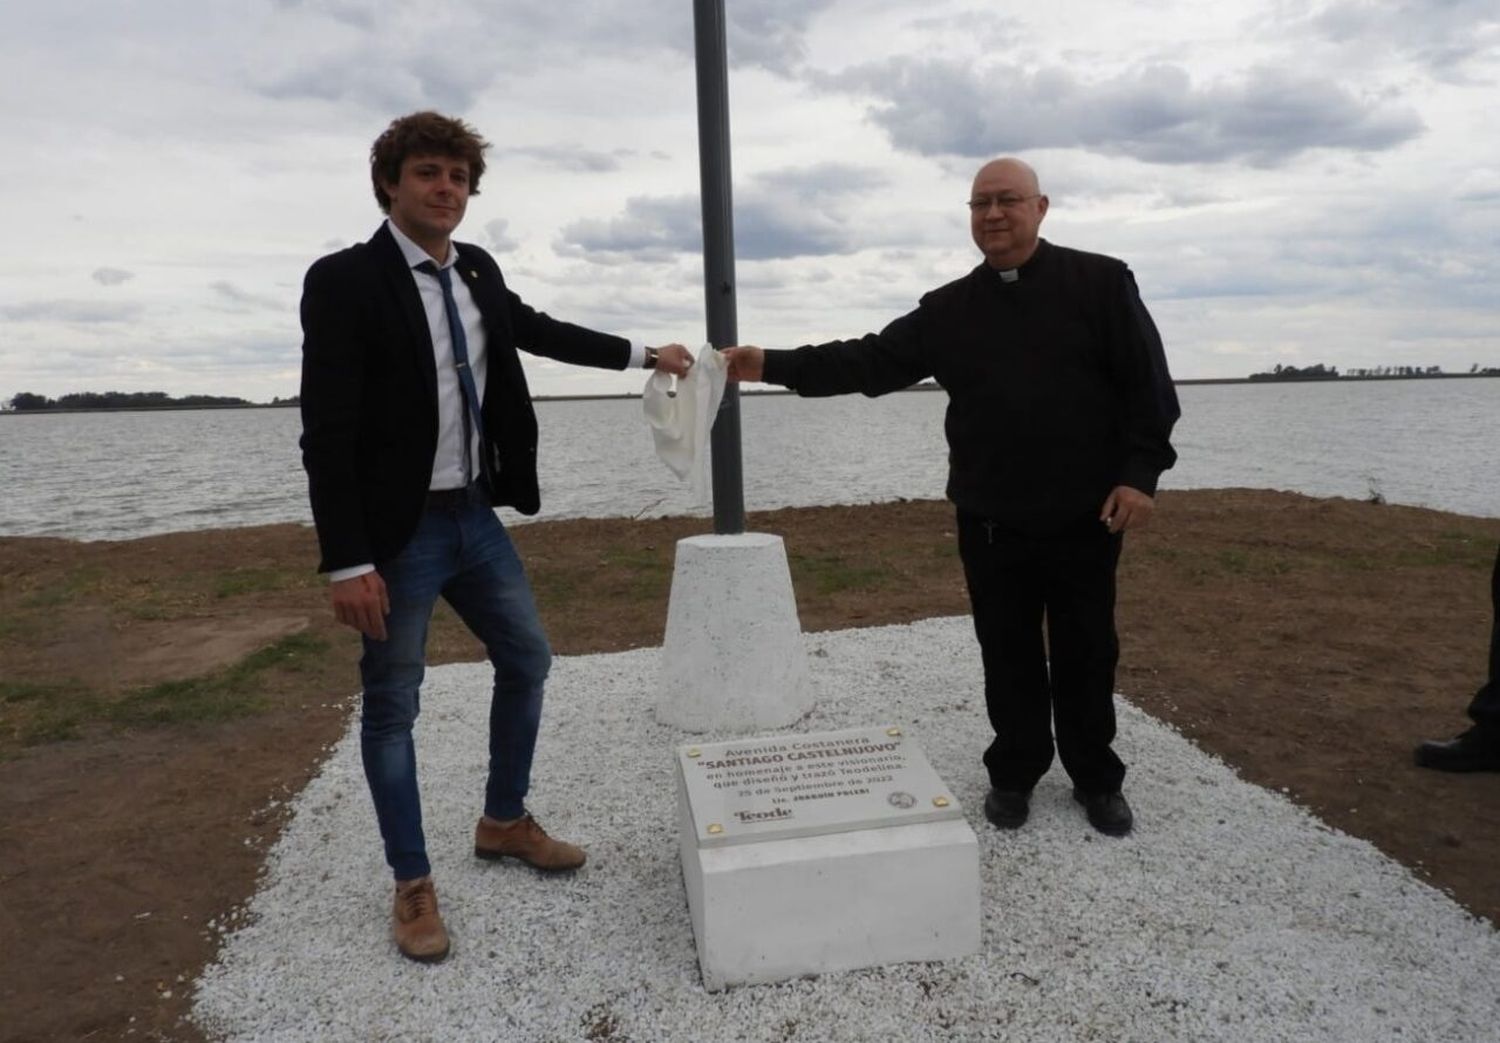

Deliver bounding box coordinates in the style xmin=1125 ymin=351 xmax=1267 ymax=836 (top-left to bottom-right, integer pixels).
xmin=370 ymin=111 xmax=490 ymax=213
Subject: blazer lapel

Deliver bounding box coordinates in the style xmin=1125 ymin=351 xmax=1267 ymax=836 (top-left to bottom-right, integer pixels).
xmin=370 ymin=224 xmax=438 ymax=405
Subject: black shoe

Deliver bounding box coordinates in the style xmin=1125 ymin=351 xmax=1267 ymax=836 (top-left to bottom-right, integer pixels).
xmin=1414 ymin=729 xmax=1500 ymax=773
xmin=1073 ymin=789 xmax=1133 ymax=836
xmin=983 ymin=788 xmax=1031 ymax=829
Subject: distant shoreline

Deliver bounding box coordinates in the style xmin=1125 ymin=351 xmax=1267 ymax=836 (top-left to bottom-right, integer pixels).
xmin=3 ymin=371 xmax=1497 ymax=415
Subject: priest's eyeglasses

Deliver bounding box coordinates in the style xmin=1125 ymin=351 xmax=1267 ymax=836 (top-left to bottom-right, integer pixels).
xmin=967 ymin=194 xmax=1040 ymax=212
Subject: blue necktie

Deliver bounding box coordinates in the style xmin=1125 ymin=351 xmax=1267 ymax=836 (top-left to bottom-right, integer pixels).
xmin=417 ymin=260 xmax=486 ymax=484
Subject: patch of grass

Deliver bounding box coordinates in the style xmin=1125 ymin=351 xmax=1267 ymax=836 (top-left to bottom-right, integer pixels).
xmin=1391 ymin=531 xmax=1496 ymax=569
xmin=1140 ymin=544 xmax=1295 ymax=581
xmin=529 ymin=569 xmax=581 ymax=608
xmin=0 ymin=681 xmax=98 ymax=750
xmin=1216 ymin=549 xmax=1250 ymax=574
xmin=12 ymin=713 xmax=91 ymax=749
xmin=1141 ymin=544 xmax=1182 ymax=563
xmin=233 ymin=630 xmax=327 ymax=676
xmin=590 ymin=547 xmax=673 ymax=602
xmin=19 ymin=565 xmax=104 ymax=610
xmin=18 ymin=588 xmax=71 ymax=610
xmin=1146 ymin=531 xmax=1490 ymax=580
xmin=1212 ymin=548 xmax=1295 ymax=576
xmin=123 ymin=600 xmax=177 ymax=621
xmin=0 ymin=632 xmax=330 ymax=755
xmin=112 ymin=632 xmax=327 ymax=727
xmin=599 ymin=548 xmax=672 ymax=576
xmin=790 ymin=551 xmax=897 ymax=596
xmin=0 ymin=681 xmax=64 ymax=704
xmin=214 ymin=566 xmax=316 ymax=599
xmin=1330 ymin=531 xmax=1495 ymax=572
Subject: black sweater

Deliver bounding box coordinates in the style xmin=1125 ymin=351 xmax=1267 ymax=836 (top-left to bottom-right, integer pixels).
xmin=761 ymin=240 xmax=1180 ymax=533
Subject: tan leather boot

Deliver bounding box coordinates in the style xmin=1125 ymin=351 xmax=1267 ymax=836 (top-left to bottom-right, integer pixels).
xmin=474 ymin=813 xmax=586 ymax=871
xmin=392 ymin=875 xmax=450 ymax=963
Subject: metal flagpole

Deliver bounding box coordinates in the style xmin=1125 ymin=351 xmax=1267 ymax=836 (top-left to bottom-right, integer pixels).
xmin=693 ymin=0 xmax=746 ymax=535
xmin=658 ymin=0 xmax=812 ymax=733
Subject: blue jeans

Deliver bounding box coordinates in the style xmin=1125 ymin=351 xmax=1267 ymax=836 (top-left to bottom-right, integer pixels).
xmin=359 ymin=502 xmax=551 ymax=881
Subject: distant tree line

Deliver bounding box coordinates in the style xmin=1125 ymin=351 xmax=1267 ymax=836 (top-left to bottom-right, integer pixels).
xmin=4 ymin=391 xmax=255 ymax=411
xmin=1248 ymin=363 xmax=1340 ymax=381
xmin=1344 ymin=364 xmax=1500 ymax=377
xmin=1249 ymin=363 xmax=1500 ymax=382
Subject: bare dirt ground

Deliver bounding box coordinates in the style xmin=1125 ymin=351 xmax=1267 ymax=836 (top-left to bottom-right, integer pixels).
xmin=2 ymin=489 xmax=1497 ymax=1042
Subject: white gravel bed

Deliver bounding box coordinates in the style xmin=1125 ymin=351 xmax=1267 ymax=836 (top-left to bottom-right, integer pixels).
xmin=193 ymin=616 xmax=1500 ymax=1042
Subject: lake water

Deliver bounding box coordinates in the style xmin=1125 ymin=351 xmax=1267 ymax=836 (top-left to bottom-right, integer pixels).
xmin=1 ymin=379 xmax=1496 ymax=542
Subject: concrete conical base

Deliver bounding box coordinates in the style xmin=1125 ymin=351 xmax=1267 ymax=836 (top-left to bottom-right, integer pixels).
xmin=656 ymin=533 xmax=813 ymax=733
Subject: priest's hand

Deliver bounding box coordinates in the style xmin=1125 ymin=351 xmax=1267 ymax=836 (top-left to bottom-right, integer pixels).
xmin=1100 ymin=485 xmax=1154 ymax=533
xmin=721 ymin=346 xmax=765 ymax=383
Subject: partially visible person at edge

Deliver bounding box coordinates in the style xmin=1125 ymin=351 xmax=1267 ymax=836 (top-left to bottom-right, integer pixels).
xmin=1415 ymin=543 xmax=1500 ymax=772
xmin=299 ymin=111 xmax=692 ymax=963
xmin=723 ymin=158 xmax=1179 ymax=839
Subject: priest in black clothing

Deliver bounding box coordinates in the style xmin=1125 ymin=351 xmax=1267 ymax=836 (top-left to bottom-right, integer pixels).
xmin=1414 ymin=542 xmax=1500 ymax=772
xmin=723 ymin=158 xmax=1180 ymax=837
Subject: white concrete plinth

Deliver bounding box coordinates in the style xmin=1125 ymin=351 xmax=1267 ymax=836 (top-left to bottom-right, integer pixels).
xmin=657 ymin=533 xmax=812 ymax=733
xmin=677 ymin=782 xmax=981 ymax=991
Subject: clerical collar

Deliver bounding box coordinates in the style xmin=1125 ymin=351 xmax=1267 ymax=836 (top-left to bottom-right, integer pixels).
xmin=989 ymin=239 xmax=1049 ymax=283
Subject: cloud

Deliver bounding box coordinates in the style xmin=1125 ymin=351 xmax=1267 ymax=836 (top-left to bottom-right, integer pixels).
xmin=1 ymin=300 xmax=143 ymax=323
xmin=723 ymin=0 xmax=842 ymax=74
xmin=752 ymin=163 xmax=887 ymax=198
xmin=1454 ymin=169 xmax=1500 ymax=203
xmin=209 ymin=282 xmax=285 ymax=312
xmin=249 ymin=0 xmax=838 ymax=116
xmin=440 ymin=0 xmax=839 ymax=75
xmin=823 ymin=59 xmax=1425 ymax=166
xmin=1308 ymin=0 xmax=1500 ymax=77
xmin=483 ymin=219 xmax=520 ymax=254
xmin=557 ymin=163 xmax=891 ymax=262
xmin=251 ymin=3 xmax=513 ymax=112
xmin=253 ymin=0 xmax=838 ymax=112
xmin=91 ymin=267 xmax=135 ymax=286
xmin=734 ymin=202 xmax=856 ymax=260
xmin=256 ymin=49 xmax=497 ymax=114
xmin=495 ymin=145 xmax=631 ymax=173
xmin=558 ymin=196 xmax=699 ymax=263
xmin=273 ymin=0 xmax=378 ymax=32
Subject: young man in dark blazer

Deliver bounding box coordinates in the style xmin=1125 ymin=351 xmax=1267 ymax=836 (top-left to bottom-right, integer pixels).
xmin=723 ymin=159 xmax=1179 ymax=840
xmin=299 ymin=111 xmax=691 ymax=963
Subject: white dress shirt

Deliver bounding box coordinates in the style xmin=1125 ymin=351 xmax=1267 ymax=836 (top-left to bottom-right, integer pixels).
xmin=387 ymin=218 xmax=490 ymax=493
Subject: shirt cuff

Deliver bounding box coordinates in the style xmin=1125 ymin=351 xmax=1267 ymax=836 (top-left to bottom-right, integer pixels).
xmin=329 ymin=563 xmax=376 ymax=583
xmin=627 ymin=341 xmax=646 ymax=368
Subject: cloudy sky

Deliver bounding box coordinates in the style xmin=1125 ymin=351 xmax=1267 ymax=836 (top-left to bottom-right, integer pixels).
xmin=3 ymin=0 xmax=1497 ymax=402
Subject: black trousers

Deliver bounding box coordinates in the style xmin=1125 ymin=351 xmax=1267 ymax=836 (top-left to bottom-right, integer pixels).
xmin=957 ymin=509 xmax=1126 ymax=794
xmin=1466 ymin=542 xmax=1500 ymax=735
